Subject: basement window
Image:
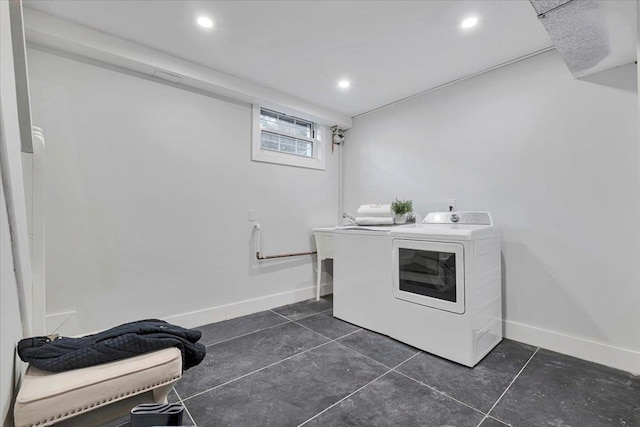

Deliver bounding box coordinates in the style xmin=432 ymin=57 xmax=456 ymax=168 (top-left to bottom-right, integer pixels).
xmin=252 ymin=106 xmax=325 ymax=170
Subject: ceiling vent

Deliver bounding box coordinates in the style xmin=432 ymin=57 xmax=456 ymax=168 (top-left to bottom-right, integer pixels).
xmin=530 ymin=0 xmax=637 ymax=78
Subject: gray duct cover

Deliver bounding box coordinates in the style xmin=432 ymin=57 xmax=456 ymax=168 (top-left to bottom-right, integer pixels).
xmin=530 ymin=0 xmax=637 ymax=78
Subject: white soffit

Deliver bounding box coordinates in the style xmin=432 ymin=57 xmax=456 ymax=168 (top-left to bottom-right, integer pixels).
xmin=22 ymin=9 xmax=352 ymax=128
xmin=23 ymin=1 xmax=553 ymax=118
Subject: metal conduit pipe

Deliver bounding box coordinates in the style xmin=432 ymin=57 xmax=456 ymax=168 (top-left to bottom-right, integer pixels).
xmin=254 ymin=223 xmax=317 ymax=260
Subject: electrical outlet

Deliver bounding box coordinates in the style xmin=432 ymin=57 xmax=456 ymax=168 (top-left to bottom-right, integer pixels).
xmin=248 ymin=210 xmax=255 ymax=222
xmin=448 ymin=199 xmax=456 ymax=211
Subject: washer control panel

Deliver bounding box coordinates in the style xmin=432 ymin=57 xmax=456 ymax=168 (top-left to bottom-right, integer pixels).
xmin=423 ymin=211 xmax=492 ymax=225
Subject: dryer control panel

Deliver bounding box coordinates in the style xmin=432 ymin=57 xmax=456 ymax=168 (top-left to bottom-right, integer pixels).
xmin=423 ymin=211 xmax=492 ymax=225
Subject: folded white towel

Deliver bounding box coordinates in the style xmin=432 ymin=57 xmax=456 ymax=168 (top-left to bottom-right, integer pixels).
xmin=355 ymin=216 xmax=394 ymax=226
xmin=356 ymin=204 xmax=392 ymax=217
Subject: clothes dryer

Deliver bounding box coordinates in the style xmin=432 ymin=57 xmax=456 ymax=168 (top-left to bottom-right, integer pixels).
xmin=388 ymin=212 xmax=502 ymax=366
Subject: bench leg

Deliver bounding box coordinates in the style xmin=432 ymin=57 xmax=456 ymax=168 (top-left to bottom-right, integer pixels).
xmin=152 ymin=383 xmax=173 ymax=404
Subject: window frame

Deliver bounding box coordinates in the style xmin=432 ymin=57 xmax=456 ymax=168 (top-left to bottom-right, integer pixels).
xmin=251 ymin=105 xmax=326 ymax=170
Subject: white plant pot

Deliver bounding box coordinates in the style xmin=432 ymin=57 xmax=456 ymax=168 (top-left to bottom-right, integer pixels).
xmin=394 ymin=213 xmax=408 ymax=224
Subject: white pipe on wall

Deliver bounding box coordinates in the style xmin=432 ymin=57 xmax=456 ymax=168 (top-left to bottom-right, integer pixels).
xmin=29 ymin=126 xmax=45 ymax=335
xmin=338 ymin=143 xmax=343 ymax=225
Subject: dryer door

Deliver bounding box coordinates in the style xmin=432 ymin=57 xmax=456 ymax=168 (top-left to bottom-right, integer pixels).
xmin=392 ymin=239 xmax=465 ymax=314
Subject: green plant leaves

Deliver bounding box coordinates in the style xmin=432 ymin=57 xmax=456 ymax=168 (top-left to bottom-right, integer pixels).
xmin=391 ymin=198 xmax=413 ymax=215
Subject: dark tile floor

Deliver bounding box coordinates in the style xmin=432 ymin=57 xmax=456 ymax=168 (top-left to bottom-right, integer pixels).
xmin=108 ymin=295 xmax=640 ymax=427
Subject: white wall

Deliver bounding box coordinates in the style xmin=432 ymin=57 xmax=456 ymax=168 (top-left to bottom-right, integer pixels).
xmin=1 ymin=180 xmax=23 ymax=427
xmin=344 ymin=50 xmax=640 ymax=373
xmin=26 ymin=47 xmax=339 ymax=335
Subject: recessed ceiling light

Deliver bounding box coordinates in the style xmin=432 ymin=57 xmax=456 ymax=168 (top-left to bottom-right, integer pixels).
xmin=338 ymin=80 xmax=350 ymax=89
xmin=197 ymin=16 xmax=214 ymax=29
xmin=461 ymin=17 xmax=478 ymax=29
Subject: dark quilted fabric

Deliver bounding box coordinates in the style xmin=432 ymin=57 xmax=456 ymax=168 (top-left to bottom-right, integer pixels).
xmin=17 ymin=319 xmax=206 ymax=373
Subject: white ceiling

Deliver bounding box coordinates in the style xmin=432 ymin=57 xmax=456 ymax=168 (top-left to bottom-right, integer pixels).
xmin=23 ymin=1 xmax=553 ymax=117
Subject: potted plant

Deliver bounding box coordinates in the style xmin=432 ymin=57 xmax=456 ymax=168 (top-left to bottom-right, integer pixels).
xmin=391 ymin=199 xmax=413 ymax=224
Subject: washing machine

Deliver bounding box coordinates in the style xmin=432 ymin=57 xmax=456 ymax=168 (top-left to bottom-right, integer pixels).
xmin=388 ymin=212 xmax=502 ymax=367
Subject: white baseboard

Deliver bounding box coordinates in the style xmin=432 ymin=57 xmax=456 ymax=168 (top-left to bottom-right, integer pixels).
xmin=504 ymin=320 xmax=640 ymax=375
xmin=45 ymin=311 xmax=77 ymax=336
xmin=164 ymin=283 xmax=333 ymax=329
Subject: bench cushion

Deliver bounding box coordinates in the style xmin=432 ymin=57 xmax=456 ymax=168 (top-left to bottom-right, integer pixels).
xmin=14 ymin=348 xmax=182 ymax=427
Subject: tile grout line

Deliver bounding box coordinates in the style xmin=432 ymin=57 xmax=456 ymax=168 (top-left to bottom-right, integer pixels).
xmin=181 ymin=339 xmax=334 ymax=402
xmin=172 ymin=387 xmax=198 ymax=426
xmin=183 ymin=306 xmax=356 ymax=402
xmin=477 ymin=347 xmax=540 ymax=427
xmin=332 ymin=338 xmax=406 ymax=371
xmin=287 ymin=309 xmax=408 ymax=367
xmin=484 ymin=416 xmax=511 ymax=426
xmin=190 ymin=304 xmax=497 ymax=424
xmin=291 ymin=315 xmax=491 ymax=419
xmin=284 ymin=320 xmax=365 ymax=363
xmin=392 ymin=368 xmax=488 ymax=417
xmin=276 ymin=308 xmax=364 ymax=346
xmin=296 ymin=318 xmax=417 ymax=372
xmin=289 ymin=312 xmax=495 ymax=419
xmin=269 ymin=307 xmax=333 ymax=322
xmin=178 ymin=302 xmax=539 ymax=427
xmin=112 ymin=301 xmax=334 ymax=426
xmin=203 ymin=319 xmax=291 ymax=348
xmin=296 ymin=372 xmax=391 ymax=427
xmin=329 ymin=327 xmax=363 ymax=340
xmin=200 ymin=304 xmax=333 ymax=349
xmin=287 ymin=315 xmax=409 ymax=372
xmin=269 ymin=309 xmax=293 ymax=321
xmin=290 ymin=317 xmax=366 ymax=347
xmin=296 ymin=351 xmax=423 ymax=426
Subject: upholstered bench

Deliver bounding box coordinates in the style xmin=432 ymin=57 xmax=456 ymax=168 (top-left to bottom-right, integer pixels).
xmin=14 ymin=348 xmax=182 ymax=427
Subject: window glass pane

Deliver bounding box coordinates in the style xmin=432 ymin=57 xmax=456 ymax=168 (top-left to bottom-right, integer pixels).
xmin=280 ymin=135 xmax=296 ymax=145
xmin=260 ymin=110 xmax=277 ymax=125
xmin=278 ymin=116 xmax=296 ymax=135
xmin=262 ymin=132 xmax=278 ymax=142
xmin=279 ymin=145 xmax=297 ymax=154
xmin=297 ymin=141 xmax=313 ymax=157
xmin=260 ymin=114 xmax=278 ymax=130
xmin=297 ymin=140 xmax=312 ymax=150
xmin=295 ymin=121 xmax=312 ymax=138
xmin=297 ymin=146 xmax=312 ymax=156
xmin=261 ymin=120 xmax=278 ymax=131
xmin=297 ymin=140 xmax=312 ymax=157
xmin=259 ymin=108 xmax=316 ymax=160
xmin=260 ymin=110 xmax=277 ymax=121
xmin=260 ymin=131 xmax=314 ymax=158
xmin=260 ymin=109 xmax=314 ymax=140
xmin=260 ymin=132 xmax=279 ymax=150
xmin=279 ymin=135 xmax=296 ymax=153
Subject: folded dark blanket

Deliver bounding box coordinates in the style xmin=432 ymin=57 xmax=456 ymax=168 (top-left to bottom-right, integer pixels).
xmin=17 ymin=319 xmax=206 ymax=373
